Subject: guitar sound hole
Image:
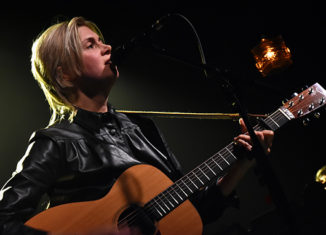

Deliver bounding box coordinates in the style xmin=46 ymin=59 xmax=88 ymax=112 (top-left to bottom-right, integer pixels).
xmin=118 ymin=204 xmax=159 ymax=235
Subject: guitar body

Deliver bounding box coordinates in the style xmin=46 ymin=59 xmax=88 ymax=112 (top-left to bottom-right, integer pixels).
xmin=25 ymin=164 xmax=203 ymax=235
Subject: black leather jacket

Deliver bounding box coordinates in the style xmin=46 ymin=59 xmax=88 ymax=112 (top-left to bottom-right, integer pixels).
xmin=0 ymin=105 xmax=236 ymax=234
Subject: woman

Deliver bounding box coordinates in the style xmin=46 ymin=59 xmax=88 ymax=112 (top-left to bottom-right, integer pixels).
xmin=0 ymin=16 xmax=273 ymax=234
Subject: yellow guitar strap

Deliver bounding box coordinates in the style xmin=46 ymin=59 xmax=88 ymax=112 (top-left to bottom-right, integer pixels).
xmin=116 ymin=110 xmax=267 ymax=121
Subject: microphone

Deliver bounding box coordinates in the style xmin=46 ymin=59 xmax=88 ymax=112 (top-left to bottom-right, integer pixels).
xmin=110 ymin=14 xmax=171 ymax=66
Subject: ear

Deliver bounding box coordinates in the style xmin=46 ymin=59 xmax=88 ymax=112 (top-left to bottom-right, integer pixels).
xmin=56 ymin=66 xmax=74 ymax=88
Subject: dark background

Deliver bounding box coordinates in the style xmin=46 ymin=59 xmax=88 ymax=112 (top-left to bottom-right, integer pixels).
xmin=0 ymin=1 xmax=325 ymax=234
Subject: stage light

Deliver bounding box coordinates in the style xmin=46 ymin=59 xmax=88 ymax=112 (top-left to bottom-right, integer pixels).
xmin=251 ymin=35 xmax=292 ymax=77
xmin=316 ymin=165 xmax=326 ymax=190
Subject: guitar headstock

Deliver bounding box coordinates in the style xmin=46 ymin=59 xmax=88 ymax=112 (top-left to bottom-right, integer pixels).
xmin=282 ymin=83 xmax=326 ymax=121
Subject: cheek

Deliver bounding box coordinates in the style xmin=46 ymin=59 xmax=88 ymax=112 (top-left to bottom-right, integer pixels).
xmin=82 ymin=55 xmax=103 ymax=77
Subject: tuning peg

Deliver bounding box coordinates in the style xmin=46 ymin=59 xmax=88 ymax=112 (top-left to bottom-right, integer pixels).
xmin=282 ymin=98 xmax=288 ymax=105
xmin=301 ymin=85 xmax=309 ymax=91
xmin=303 ymin=117 xmax=310 ymax=126
xmin=291 ymin=92 xmax=298 ymax=98
xmin=314 ymin=112 xmax=321 ymax=119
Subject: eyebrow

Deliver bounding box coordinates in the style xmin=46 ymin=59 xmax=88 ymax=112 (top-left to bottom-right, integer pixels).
xmin=82 ymin=36 xmax=102 ymax=44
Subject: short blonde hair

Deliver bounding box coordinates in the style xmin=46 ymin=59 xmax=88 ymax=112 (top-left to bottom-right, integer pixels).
xmin=31 ymin=16 xmax=104 ymax=125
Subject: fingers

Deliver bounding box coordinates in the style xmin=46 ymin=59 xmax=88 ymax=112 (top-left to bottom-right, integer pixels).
xmin=262 ymin=130 xmax=274 ymax=154
xmin=238 ymin=119 xmax=273 ymax=145
xmin=234 ymin=137 xmax=252 ymax=151
xmin=262 ymin=130 xmax=274 ymax=147
xmin=236 ymin=118 xmax=275 ymax=155
xmin=239 ymin=118 xmax=247 ymax=133
xmin=234 ymin=130 xmax=274 ymax=155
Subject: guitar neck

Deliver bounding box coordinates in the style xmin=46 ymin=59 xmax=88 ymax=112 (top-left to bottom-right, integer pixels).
xmin=144 ymin=107 xmax=292 ymax=221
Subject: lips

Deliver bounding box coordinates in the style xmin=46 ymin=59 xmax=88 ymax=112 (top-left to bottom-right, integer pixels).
xmin=104 ymin=56 xmax=118 ymax=76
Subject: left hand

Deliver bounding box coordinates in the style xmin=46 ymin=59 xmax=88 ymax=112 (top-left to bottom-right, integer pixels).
xmin=234 ymin=118 xmax=274 ymax=155
xmin=217 ymin=118 xmax=274 ymax=196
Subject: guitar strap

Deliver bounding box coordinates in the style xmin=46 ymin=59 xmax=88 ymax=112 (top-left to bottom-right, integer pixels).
xmin=124 ymin=112 xmax=184 ymax=182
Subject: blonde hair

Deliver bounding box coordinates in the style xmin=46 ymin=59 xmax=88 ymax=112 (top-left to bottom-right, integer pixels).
xmin=31 ymin=16 xmax=104 ymax=125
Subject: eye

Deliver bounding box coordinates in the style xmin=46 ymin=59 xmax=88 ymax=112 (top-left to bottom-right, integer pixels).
xmin=86 ymin=43 xmax=94 ymax=49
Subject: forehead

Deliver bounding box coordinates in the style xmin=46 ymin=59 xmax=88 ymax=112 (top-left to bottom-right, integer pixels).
xmin=78 ymin=25 xmax=98 ymax=40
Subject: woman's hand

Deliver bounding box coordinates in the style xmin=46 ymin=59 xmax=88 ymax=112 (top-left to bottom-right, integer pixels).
xmin=233 ymin=118 xmax=274 ymax=155
xmin=218 ymin=118 xmax=274 ymax=196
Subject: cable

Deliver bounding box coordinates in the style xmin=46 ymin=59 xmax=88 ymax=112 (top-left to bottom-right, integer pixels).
xmin=161 ymin=13 xmax=209 ymax=78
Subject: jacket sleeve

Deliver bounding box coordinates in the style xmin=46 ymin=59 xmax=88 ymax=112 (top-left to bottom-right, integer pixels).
xmin=0 ymin=132 xmax=65 ymax=234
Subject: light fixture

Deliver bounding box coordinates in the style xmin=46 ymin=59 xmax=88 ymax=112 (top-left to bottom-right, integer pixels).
xmin=316 ymin=165 xmax=326 ymax=190
xmin=251 ymin=35 xmax=293 ymax=77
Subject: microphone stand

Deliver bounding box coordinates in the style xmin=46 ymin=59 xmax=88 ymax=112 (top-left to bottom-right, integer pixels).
xmin=149 ymin=46 xmax=300 ymax=234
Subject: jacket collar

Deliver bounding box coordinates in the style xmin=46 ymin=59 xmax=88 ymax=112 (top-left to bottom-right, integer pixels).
xmin=73 ymin=104 xmax=115 ymax=131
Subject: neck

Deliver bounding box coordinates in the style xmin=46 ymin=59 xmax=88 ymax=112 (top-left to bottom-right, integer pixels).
xmin=72 ymin=89 xmax=109 ymax=113
xmin=70 ymin=77 xmax=115 ymax=113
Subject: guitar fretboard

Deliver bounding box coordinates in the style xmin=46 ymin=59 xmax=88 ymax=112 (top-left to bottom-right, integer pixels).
xmin=144 ymin=107 xmax=292 ymax=221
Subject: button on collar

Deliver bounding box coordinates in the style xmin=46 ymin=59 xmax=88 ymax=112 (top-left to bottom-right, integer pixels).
xmin=109 ymin=128 xmax=117 ymax=135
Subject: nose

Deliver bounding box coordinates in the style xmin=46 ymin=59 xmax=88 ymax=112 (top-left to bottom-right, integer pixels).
xmin=101 ymin=43 xmax=111 ymax=55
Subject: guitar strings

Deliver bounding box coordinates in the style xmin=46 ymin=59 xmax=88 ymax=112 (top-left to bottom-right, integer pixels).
xmin=118 ymin=109 xmax=285 ymax=227
xmin=120 ymin=135 xmax=281 ymax=228
xmin=119 ymin=109 xmax=285 ymax=228
xmin=167 ymin=108 xmax=284 ymax=202
xmin=118 ymin=142 xmax=241 ymax=228
xmin=123 ymin=90 xmax=326 ymax=228
xmin=118 ymin=109 xmax=286 ymax=228
xmin=123 ymin=86 xmax=325 ymax=227
xmin=117 ymin=143 xmax=236 ymax=228
xmin=117 ymin=146 xmax=238 ymax=228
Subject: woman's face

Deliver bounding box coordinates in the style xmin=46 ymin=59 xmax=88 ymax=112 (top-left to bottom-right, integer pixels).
xmin=78 ymin=25 xmax=119 ymax=82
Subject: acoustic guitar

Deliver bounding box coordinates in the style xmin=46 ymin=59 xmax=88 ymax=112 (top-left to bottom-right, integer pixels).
xmin=25 ymin=83 xmax=326 ymax=234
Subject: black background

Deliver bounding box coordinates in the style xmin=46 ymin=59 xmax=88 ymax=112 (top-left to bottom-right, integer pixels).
xmin=0 ymin=1 xmax=325 ymax=234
